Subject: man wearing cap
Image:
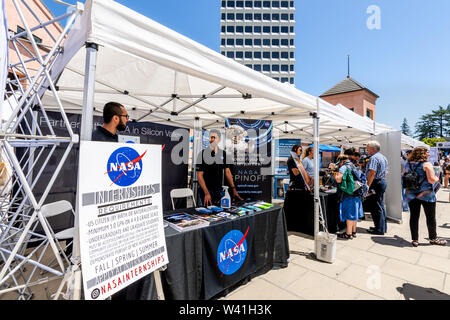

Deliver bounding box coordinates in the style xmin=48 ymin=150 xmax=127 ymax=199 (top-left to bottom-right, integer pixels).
xmin=365 ymin=141 xmax=389 ymax=235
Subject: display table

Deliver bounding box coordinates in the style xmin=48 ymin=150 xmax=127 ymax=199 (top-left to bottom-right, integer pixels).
xmin=284 ymin=190 xmax=344 ymax=235
xmin=113 ymin=205 xmax=289 ymax=300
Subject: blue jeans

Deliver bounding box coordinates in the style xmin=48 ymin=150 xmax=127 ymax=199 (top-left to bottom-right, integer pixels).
xmin=369 ymin=179 xmax=387 ymax=233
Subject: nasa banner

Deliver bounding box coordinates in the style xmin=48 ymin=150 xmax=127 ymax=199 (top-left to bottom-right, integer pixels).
xmin=202 ymin=217 xmax=256 ymax=299
xmin=77 ymin=141 xmax=168 ymax=300
xmin=225 ymin=118 xmax=273 ymax=202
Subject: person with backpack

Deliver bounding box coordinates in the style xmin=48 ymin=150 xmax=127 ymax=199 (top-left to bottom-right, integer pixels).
xmin=335 ymin=155 xmax=366 ymax=239
xmin=403 ymin=147 xmax=446 ymax=247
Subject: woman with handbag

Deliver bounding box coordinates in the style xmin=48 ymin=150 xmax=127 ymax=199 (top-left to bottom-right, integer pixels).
xmin=404 ymin=147 xmax=446 ymax=247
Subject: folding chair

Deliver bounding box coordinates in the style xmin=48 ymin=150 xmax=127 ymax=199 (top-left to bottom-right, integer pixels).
xmin=170 ymin=188 xmax=196 ymax=210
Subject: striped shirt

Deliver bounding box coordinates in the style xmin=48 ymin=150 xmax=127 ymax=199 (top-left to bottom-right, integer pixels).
xmin=366 ymin=152 xmax=389 ymax=180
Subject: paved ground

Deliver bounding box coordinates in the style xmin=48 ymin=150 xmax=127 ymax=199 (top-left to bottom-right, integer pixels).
xmin=222 ymin=189 xmax=450 ymax=300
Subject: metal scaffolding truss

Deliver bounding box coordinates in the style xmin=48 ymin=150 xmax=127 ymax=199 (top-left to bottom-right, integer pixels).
xmin=0 ymin=0 xmax=82 ymax=300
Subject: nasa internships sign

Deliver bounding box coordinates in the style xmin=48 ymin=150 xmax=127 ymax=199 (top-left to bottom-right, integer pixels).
xmin=77 ymin=141 xmax=168 ymax=300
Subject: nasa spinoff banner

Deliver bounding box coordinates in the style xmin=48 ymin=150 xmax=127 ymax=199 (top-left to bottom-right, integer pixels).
xmin=78 ymin=142 xmax=168 ymax=300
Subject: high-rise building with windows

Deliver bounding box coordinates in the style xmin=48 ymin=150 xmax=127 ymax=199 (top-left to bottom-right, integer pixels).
xmin=220 ymin=0 xmax=295 ymax=85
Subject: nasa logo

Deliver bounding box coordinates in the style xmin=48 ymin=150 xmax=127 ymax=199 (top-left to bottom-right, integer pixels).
xmin=106 ymin=147 xmax=146 ymax=187
xmin=264 ymin=121 xmax=271 ymax=127
xmin=216 ymin=227 xmax=249 ymax=276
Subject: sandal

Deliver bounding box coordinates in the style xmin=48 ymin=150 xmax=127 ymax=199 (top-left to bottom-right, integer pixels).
xmin=352 ymin=232 xmax=357 ymax=238
xmin=411 ymin=241 xmax=419 ymax=247
xmin=429 ymin=239 xmax=447 ymax=246
xmin=338 ymin=233 xmax=353 ymax=240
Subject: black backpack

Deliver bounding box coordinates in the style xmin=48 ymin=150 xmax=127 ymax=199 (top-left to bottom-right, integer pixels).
xmin=402 ymin=162 xmax=422 ymax=191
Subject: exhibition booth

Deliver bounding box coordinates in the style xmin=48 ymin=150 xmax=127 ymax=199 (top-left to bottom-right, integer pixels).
xmin=0 ymin=0 xmax=425 ymax=300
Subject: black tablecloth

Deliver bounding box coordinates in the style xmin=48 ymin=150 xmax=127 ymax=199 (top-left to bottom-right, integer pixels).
xmin=284 ymin=190 xmax=344 ymax=235
xmin=113 ymin=205 xmax=289 ymax=300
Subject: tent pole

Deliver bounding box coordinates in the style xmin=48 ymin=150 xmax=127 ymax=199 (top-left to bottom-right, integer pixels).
xmin=192 ymin=117 xmax=202 ymax=201
xmin=313 ymin=99 xmax=320 ymax=257
xmin=70 ymin=42 xmax=98 ymax=300
xmin=80 ymin=42 xmax=98 ymax=141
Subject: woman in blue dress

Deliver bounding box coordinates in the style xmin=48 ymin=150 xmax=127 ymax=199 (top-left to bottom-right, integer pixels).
xmin=404 ymin=147 xmax=446 ymax=247
xmin=335 ymin=155 xmax=364 ymax=239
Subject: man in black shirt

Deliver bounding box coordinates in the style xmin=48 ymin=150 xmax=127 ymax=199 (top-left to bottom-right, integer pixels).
xmin=92 ymin=102 xmax=129 ymax=142
xmin=196 ymin=129 xmax=242 ymax=206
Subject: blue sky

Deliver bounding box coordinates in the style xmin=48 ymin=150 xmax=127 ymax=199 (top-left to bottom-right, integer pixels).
xmin=43 ymin=0 xmax=450 ymax=133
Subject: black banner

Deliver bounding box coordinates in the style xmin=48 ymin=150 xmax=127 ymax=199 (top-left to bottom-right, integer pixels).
xmin=202 ymin=217 xmax=256 ymax=300
xmin=225 ymin=118 xmax=273 ymax=202
xmin=31 ymin=112 xmax=188 ymax=232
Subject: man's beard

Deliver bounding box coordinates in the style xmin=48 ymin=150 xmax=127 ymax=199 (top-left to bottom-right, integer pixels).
xmin=117 ymin=123 xmax=127 ymax=132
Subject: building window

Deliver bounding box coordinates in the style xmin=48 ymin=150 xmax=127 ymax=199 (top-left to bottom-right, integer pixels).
xmin=290 ymin=78 xmax=294 ymax=84
xmin=245 ymin=38 xmax=252 ymax=46
xmin=245 ymin=1 xmax=253 ymax=8
xmin=236 ymin=13 xmax=244 ymax=20
xmin=236 ymin=1 xmax=244 ymax=7
xmin=281 ymin=52 xmax=288 ymax=59
xmin=254 ymin=64 xmax=262 ymax=71
xmin=272 ymin=52 xmax=280 ymax=59
xmin=17 ymin=26 xmax=42 ymax=44
xmin=290 ymin=14 xmax=294 ymax=20
xmin=290 ymin=52 xmax=294 ymax=58
xmin=281 ymin=39 xmax=288 ymax=46
xmin=245 ymin=64 xmax=252 ymax=68
xmin=254 ymin=13 xmax=261 ymax=20
xmin=227 ymin=26 xmax=235 ymax=33
xmin=281 ymin=26 xmax=289 ymax=33
xmin=254 ymin=39 xmax=261 ymax=46
xmin=290 ymin=1 xmax=294 ymax=8
xmin=281 ymin=13 xmax=289 ymax=21
xmin=236 ymin=26 xmax=244 ymax=33
xmin=245 ymin=51 xmax=252 ymax=59
xmin=254 ymin=1 xmax=262 ymax=8
xmin=290 ymin=26 xmax=294 ymax=33
xmin=263 ymin=1 xmax=271 ymax=8
xmin=263 ymin=64 xmax=271 ymax=71
xmin=272 ymin=39 xmax=279 ymax=46
xmin=350 ymin=108 xmax=355 ymax=112
xmin=281 ymin=77 xmax=289 ymax=83
xmin=236 ymin=51 xmax=243 ymax=58
xmin=273 ymin=1 xmax=280 ymax=8
xmin=290 ymin=65 xmax=294 ymax=71
xmin=254 ymin=26 xmax=262 ymax=33
xmin=273 ymin=77 xmax=280 ymax=81
xmin=221 ymin=13 xmax=225 ymax=20
xmin=221 ymin=39 xmax=225 ymax=46
xmin=281 ymin=65 xmax=289 ymax=72
xmin=263 ymin=26 xmax=271 ymax=33
xmin=272 ymin=13 xmax=279 ymax=20
xmin=227 ymin=39 xmax=235 ymax=45
xmin=263 ymin=39 xmax=270 ymax=46
xmin=236 ymin=38 xmax=244 ymax=45
xmin=263 ymin=13 xmax=271 ymax=21
xmin=272 ymin=26 xmax=279 ymax=33
xmin=272 ymin=64 xmax=280 ymax=71
xmin=221 ymin=26 xmax=225 ymax=33
xmin=221 ymin=51 xmax=225 ymax=56
xmin=254 ymin=51 xmax=262 ymax=58
xmin=366 ymin=110 xmax=372 ymax=119
xmin=227 ymin=13 xmax=235 ymax=20
xmin=227 ymin=52 xmax=235 ymax=58
xmin=245 ymin=13 xmax=252 ymax=20
xmin=281 ymin=1 xmax=289 ymax=8
xmin=245 ymin=26 xmax=252 ymax=33
xmin=263 ymin=52 xmax=270 ymax=59
xmin=222 ymin=1 xmax=226 ymax=8
xmin=290 ymin=39 xmax=294 ymax=46
xmin=227 ymin=1 xmax=235 ymax=8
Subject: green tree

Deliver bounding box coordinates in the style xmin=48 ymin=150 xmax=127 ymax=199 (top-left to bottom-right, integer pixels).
xmin=414 ymin=105 xmax=450 ymax=139
xmin=415 ymin=114 xmax=439 ymax=140
xmin=422 ymin=137 xmax=446 ymax=147
xmin=400 ymin=118 xmax=411 ymax=136
xmin=429 ymin=105 xmax=450 ymax=137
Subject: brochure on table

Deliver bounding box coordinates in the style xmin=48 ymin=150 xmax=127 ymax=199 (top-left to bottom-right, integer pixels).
xmin=77 ymin=141 xmax=168 ymax=300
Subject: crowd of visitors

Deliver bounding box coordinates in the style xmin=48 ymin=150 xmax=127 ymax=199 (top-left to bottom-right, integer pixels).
xmin=286 ymin=140 xmax=448 ymax=248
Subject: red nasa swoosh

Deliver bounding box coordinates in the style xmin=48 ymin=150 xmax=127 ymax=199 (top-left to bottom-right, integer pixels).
xmin=217 ymin=226 xmax=249 ymax=278
xmin=105 ymin=150 xmax=147 ymax=186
